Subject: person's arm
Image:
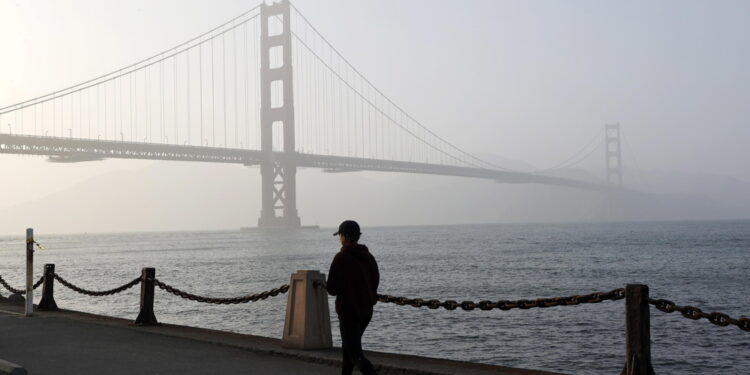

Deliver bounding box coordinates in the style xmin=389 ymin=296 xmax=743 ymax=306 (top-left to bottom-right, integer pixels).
xmin=371 ymin=254 xmax=380 ymax=294
xmin=326 ymin=252 xmax=343 ymax=296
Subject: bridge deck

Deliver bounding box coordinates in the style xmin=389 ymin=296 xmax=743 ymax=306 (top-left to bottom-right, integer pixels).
xmin=0 ymin=134 xmax=611 ymax=192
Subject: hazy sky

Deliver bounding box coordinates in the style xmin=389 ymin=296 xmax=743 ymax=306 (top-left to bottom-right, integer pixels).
xmin=1 ymin=0 xmax=749 ymax=210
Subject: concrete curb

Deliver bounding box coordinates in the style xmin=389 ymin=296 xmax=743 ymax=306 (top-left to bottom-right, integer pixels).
xmin=0 ymin=359 xmax=27 ymax=375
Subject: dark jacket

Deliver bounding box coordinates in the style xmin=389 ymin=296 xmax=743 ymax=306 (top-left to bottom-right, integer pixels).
xmin=326 ymin=244 xmax=380 ymax=319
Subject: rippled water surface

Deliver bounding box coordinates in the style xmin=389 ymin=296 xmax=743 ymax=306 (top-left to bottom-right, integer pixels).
xmin=1 ymin=220 xmax=748 ymax=375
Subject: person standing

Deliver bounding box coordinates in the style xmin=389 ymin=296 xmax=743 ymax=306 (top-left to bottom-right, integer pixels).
xmin=326 ymin=220 xmax=379 ymax=375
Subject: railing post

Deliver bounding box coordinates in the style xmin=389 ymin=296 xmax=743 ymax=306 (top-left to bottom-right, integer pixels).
xmin=621 ymin=284 xmax=655 ymax=375
xmin=134 ymin=267 xmax=158 ymax=326
xmin=38 ymin=264 xmax=59 ymax=311
xmin=25 ymin=228 xmax=34 ymax=317
xmin=282 ymin=270 xmax=332 ymax=349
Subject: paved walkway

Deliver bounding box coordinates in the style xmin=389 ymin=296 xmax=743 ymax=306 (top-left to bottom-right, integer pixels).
xmin=0 ymin=307 xmax=335 ymax=375
xmin=0 ymin=300 xmax=566 ymax=375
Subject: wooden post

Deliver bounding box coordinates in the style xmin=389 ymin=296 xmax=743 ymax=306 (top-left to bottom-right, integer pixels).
xmin=38 ymin=264 xmax=59 ymax=311
xmin=134 ymin=267 xmax=158 ymax=326
xmin=24 ymin=228 xmax=34 ymax=317
xmin=621 ymin=284 xmax=656 ymax=375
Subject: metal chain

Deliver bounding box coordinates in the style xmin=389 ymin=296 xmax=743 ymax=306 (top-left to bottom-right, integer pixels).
xmin=0 ymin=275 xmax=26 ymax=294
xmin=53 ymin=273 xmax=141 ymax=297
xmin=152 ymin=278 xmax=289 ymax=304
xmin=377 ymin=288 xmax=625 ymax=311
xmin=649 ymin=298 xmax=750 ymax=332
xmin=316 ymin=282 xmax=625 ymax=312
xmin=0 ymin=275 xmax=44 ymax=295
xmin=33 ymin=275 xmax=44 ymax=289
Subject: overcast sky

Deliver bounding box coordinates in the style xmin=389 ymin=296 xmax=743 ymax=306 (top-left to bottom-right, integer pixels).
xmin=1 ymin=0 xmax=749 ymax=210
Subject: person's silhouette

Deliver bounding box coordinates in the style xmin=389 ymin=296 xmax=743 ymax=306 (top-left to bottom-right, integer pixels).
xmin=326 ymin=220 xmax=379 ymax=375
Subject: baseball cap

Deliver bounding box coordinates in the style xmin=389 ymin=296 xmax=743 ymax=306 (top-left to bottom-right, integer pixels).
xmin=333 ymin=220 xmax=361 ymax=236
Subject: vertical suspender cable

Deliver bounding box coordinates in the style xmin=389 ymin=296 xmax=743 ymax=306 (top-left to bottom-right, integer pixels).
xmin=79 ymin=91 xmax=82 ymax=138
xmin=306 ymin=35 xmax=311 ymax=153
xmin=328 ymin=49 xmax=334 ymax=155
xmin=187 ymin=50 xmax=191 ymax=145
xmin=104 ymin=82 xmax=107 ymax=139
xmin=119 ymin=77 xmax=123 ymax=140
xmin=255 ymin=22 xmax=260 ymax=150
xmin=311 ymin=37 xmax=316 ymax=154
xmin=243 ymin=22 xmax=249 ymax=149
xmin=174 ymin=56 xmax=178 ymax=144
xmin=199 ymin=43 xmax=204 ymax=145
xmin=368 ymin=85 xmax=372 ymax=158
xmin=233 ymin=27 xmax=238 ymax=148
xmin=88 ymin=88 xmax=91 ymax=138
xmin=222 ymin=33 xmax=227 ymax=148
xmin=148 ymin=68 xmax=151 ymax=142
xmin=360 ymin=76 xmax=364 ymax=158
xmin=337 ymin=59 xmax=342 ymax=156
xmin=211 ymin=37 xmax=215 ymax=146
xmin=160 ymin=61 xmax=165 ymax=143
xmin=129 ymin=74 xmax=133 ymax=141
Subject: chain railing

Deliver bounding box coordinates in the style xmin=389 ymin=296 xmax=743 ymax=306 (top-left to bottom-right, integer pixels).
xmin=368 ymin=288 xmax=749 ymax=334
xmin=4 ymin=261 xmax=748 ymax=375
xmin=33 ymin=276 xmax=45 ymax=290
xmin=152 ymin=278 xmax=289 ymax=305
xmin=4 ymin=266 xmax=291 ymax=326
xmin=4 ymin=270 xmax=747 ymax=336
xmin=52 ymin=273 xmax=141 ymax=297
xmin=649 ymin=298 xmax=750 ymax=332
xmin=377 ymin=288 xmax=625 ymax=311
xmin=317 ymin=280 xmax=748 ymax=374
xmin=0 ymin=274 xmax=45 ymax=295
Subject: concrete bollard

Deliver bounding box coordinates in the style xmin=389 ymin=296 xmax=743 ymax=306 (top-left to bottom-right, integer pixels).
xmin=38 ymin=264 xmax=59 ymax=311
xmin=282 ymin=270 xmax=332 ymax=349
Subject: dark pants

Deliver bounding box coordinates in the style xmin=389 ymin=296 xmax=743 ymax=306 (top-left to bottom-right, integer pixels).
xmin=339 ymin=310 xmax=376 ymax=375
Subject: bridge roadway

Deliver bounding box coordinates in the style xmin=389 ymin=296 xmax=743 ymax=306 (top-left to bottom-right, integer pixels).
xmin=0 ymin=134 xmax=611 ymax=192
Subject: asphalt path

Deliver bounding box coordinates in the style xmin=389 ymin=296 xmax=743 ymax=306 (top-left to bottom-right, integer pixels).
xmin=0 ymin=308 xmax=336 ymax=375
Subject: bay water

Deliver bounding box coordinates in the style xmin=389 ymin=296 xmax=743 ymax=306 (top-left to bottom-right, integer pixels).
xmin=0 ymin=220 xmax=748 ymax=374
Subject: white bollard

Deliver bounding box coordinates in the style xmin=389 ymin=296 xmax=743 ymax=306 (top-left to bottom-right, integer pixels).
xmin=281 ymin=270 xmax=332 ymax=349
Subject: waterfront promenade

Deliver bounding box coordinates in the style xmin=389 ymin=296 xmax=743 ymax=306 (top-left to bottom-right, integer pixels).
xmin=0 ymin=299 xmax=565 ymax=375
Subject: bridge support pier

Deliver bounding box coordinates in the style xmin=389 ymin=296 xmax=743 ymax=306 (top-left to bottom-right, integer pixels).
xmin=258 ymin=0 xmax=301 ymax=228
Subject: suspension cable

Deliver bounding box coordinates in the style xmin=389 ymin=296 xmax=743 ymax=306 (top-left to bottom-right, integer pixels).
xmin=289 ymin=4 xmax=509 ymax=171
xmin=0 ymin=5 xmax=262 ymax=114
xmin=533 ymin=128 xmax=604 ymax=173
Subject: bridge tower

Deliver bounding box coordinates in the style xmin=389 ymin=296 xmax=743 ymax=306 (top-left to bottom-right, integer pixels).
xmin=604 ymin=123 xmax=622 ymax=187
xmin=258 ymin=0 xmax=301 ymax=227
